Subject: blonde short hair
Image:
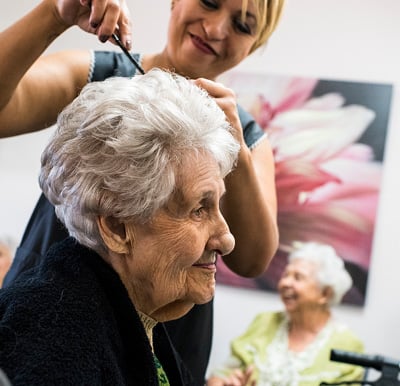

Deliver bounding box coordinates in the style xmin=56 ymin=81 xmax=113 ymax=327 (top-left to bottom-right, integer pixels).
xmin=243 ymin=0 xmax=285 ymax=53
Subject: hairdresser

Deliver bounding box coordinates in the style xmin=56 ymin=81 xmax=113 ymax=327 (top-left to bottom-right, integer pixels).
xmin=0 ymin=0 xmax=283 ymax=384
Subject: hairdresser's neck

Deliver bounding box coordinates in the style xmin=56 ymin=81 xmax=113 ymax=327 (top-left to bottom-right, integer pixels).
xmin=142 ymin=50 xmax=218 ymax=81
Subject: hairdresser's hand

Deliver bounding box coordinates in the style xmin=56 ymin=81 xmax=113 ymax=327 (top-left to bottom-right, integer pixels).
xmin=54 ymin=0 xmax=132 ymax=48
xmin=207 ymin=366 xmax=256 ymax=386
xmin=193 ymin=78 xmax=244 ymax=146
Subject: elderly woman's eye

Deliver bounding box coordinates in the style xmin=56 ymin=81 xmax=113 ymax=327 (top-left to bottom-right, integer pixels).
xmin=294 ymin=273 xmax=304 ymax=281
xmin=193 ymin=207 xmax=205 ymax=217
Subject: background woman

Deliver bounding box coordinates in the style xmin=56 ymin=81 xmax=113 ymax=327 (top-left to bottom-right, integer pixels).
xmin=0 ymin=1 xmax=284 ymax=383
xmin=207 ymin=242 xmax=364 ymax=386
xmin=0 ymin=69 xmax=239 ymax=385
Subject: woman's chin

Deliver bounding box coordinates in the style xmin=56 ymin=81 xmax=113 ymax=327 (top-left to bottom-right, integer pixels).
xmin=186 ymin=270 xmax=216 ymax=301
xmin=153 ymin=301 xmax=195 ymax=322
xmin=188 ymin=281 xmax=216 ymax=305
xmin=153 ymin=284 xmax=215 ymax=322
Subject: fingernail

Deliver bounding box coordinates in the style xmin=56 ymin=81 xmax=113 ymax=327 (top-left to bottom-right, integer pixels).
xmin=99 ymin=35 xmax=109 ymax=43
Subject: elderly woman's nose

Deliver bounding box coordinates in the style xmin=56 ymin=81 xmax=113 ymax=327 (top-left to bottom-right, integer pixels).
xmin=279 ymin=274 xmax=292 ymax=287
xmin=207 ymin=215 xmax=235 ymax=256
xmin=218 ymin=231 xmax=235 ymax=256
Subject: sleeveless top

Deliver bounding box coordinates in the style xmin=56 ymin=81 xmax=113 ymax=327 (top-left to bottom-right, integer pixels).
xmin=4 ymin=50 xmax=267 ymax=386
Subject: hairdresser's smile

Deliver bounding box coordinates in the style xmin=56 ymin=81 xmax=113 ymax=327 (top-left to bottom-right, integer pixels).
xmin=189 ymin=33 xmax=218 ymax=56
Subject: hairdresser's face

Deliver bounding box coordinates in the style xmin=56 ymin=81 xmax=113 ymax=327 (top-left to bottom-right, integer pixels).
xmin=278 ymin=259 xmax=327 ymax=315
xmin=167 ymin=0 xmax=259 ymax=80
xmin=122 ymin=152 xmax=235 ymax=322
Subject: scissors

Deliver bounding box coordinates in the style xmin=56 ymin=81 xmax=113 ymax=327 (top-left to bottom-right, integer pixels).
xmin=86 ymin=0 xmax=145 ymax=74
xmin=112 ymin=33 xmax=145 ymax=75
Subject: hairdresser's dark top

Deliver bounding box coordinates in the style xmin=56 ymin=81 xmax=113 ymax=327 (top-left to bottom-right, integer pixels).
xmin=3 ymin=51 xmax=267 ymax=386
xmin=0 ymin=237 xmax=193 ymax=385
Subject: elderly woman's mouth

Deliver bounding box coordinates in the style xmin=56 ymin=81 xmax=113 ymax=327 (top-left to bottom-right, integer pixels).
xmin=281 ymin=296 xmax=295 ymax=303
xmin=192 ymin=262 xmax=217 ymax=270
xmin=192 ymin=252 xmax=218 ymax=269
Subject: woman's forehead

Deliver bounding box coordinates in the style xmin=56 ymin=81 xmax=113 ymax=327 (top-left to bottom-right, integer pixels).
xmin=287 ymin=258 xmax=317 ymax=275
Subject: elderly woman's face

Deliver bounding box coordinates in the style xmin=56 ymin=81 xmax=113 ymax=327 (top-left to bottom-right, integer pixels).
xmin=122 ymin=153 xmax=235 ymax=321
xmin=277 ymin=259 xmax=328 ymax=314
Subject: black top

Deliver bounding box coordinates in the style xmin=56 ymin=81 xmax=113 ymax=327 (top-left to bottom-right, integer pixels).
xmin=0 ymin=237 xmax=193 ymax=385
xmin=3 ymin=50 xmax=266 ymax=386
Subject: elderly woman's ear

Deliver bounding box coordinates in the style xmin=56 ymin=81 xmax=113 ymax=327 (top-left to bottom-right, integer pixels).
xmin=320 ymin=286 xmax=334 ymax=306
xmin=97 ymin=216 xmax=131 ymax=254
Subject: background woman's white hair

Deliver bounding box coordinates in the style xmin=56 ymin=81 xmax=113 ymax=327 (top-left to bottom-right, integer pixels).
xmin=288 ymin=241 xmax=353 ymax=305
xmin=39 ymin=68 xmax=240 ymax=254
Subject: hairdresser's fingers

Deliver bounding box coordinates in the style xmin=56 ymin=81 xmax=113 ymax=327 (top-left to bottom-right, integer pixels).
xmin=84 ymin=0 xmax=108 ymax=30
xmin=193 ymin=78 xmax=238 ymax=114
xmin=89 ymin=0 xmax=132 ymax=48
xmin=87 ymin=0 xmax=116 ymax=41
xmin=193 ymin=78 xmax=244 ymax=143
xmin=55 ymin=0 xmax=132 ymax=46
xmin=114 ymin=0 xmax=132 ymax=49
xmin=192 ymin=77 xmax=233 ymax=98
xmin=56 ymin=0 xmax=102 ymax=32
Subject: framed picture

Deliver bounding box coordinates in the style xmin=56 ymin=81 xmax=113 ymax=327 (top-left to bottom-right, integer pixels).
xmin=217 ymin=71 xmax=393 ymax=306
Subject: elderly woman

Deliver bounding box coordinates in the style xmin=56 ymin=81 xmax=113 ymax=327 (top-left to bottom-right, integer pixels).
xmin=1 ymin=1 xmax=283 ymax=383
xmin=0 ymin=68 xmax=240 ymax=385
xmin=208 ymin=242 xmax=365 ymax=386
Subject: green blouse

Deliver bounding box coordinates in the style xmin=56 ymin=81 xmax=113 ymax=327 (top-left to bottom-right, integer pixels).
xmin=211 ymin=311 xmax=364 ymax=386
xmin=154 ymin=355 xmax=170 ymax=386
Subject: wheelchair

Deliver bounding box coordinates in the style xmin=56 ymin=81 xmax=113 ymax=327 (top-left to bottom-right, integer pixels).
xmin=320 ymin=349 xmax=400 ymax=386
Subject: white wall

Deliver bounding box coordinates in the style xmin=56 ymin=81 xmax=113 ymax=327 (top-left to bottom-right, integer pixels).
xmin=1 ymin=0 xmax=399 ymax=374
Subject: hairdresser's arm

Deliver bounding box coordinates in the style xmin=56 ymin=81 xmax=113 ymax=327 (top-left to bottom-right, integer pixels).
xmin=0 ymin=0 xmax=132 ymax=138
xmin=194 ymin=78 xmax=278 ymax=277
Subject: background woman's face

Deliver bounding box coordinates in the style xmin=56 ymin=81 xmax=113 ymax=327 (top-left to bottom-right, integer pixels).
xmin=167 ymin=0 xmax=258 ymax=79
xmin=277 ymin=259 xmax=326 ymax=314
xmin=123 ymin=153 xmax=235 ymax=322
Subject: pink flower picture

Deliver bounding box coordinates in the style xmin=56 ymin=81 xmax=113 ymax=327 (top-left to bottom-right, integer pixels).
xmin=217 ymin=71 xmax=393 ymax=305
